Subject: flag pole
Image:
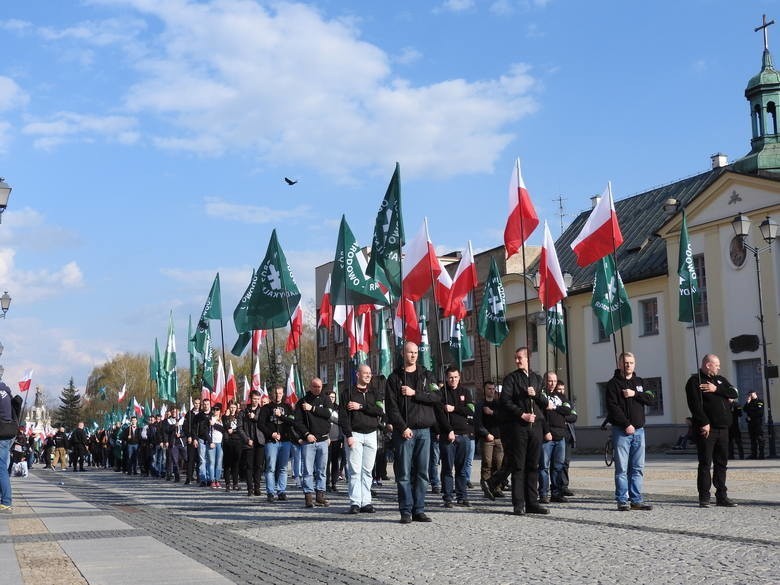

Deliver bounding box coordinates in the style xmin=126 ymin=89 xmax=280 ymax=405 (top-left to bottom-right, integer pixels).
xmin=424 ymin=218 xmax=446 ymax=377
xmin=608 ymin=182 xmax=626 ymax=356
xmin=517 ymin=162 xmax=532 ymax=368
xmin=340 ymin=219 xmax=354 ymax=391
xmin=218 ymin=318 xmax=228 ymax=395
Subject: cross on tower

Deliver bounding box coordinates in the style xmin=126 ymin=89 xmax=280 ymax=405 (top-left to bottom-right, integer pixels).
xmin=755 ymin=14 xmax=775 ymax=51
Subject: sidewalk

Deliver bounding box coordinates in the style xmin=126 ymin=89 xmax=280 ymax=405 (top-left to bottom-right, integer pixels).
xmin=1 ymin=455 xmax=778 ymax=585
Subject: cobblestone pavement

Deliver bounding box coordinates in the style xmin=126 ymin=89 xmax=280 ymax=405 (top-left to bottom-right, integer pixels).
xmin=6 ymin=455 xmax=780 ymax=585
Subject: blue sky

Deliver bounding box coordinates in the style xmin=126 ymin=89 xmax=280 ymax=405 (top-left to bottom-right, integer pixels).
xmin=0 ymin=0 xmax=773 ymax=399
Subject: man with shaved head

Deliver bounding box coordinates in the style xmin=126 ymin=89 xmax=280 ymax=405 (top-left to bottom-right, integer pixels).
xmin=294 ymin=377 xmax=333 ymax=508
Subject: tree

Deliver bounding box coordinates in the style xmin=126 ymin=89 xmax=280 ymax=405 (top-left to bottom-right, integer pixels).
xmin=56 ymin=377 xmax=82 ymax=430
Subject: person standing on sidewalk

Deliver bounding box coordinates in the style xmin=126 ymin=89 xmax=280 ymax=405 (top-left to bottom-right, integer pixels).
xmin=52 ymin=426 xmax=69 ymax=470
xmin=293 ymin=378 xmax=333 ymax=508
xmin=605 ymin=352 xmax=655 ymax=511
xmin=0 ymin=380 xmax=20 ymax=512
xmin=686 ymin=354 xmax=739 ymax=508
xmin=70 ymin=421 xmax=89 ymax=472
xmin=744 ymin=391 xmax=765 ymax=460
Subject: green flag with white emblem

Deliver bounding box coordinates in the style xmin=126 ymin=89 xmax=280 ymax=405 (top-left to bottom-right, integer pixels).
xmin=378 ymin=316 xmax=393 ymax=377
xmin=194 ymin=273 xmax=222 ymax=356
xmin=366 ymin=163 xmax=405 ymax=298
xmin=591 ymin=255 xmax=632 ymax=337
xmin=677 ymin=210 xmax=700 ymax=323
xmin=162 ymin=311 xmax=178 ymax=402
xmin=330 ymin=215 xmax=389 ymax=307
xmin=477 ymin=258 xmax=509 ymax=346
xmin=449 ymin=317 xmax=473 ymax=370
xmin=246 ymin=230 xmax=301 ymax=329
xmin=546 ymin=302 xmax=567 ymax=354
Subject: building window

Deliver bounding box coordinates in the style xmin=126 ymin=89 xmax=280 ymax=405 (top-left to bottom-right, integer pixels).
xmin=693 ymin=254 xmax=709 ymax=325
xmin=463 ymin=291 xmax=474 ymax=312
xmin=333 ymin=323 xmax=344 ymax=344
xmin=528 ymin=322 xmax=538 ymax=353
xmin=319 ymin=364 xmax=328 ymax=384
xmin=639 ymin=298 xmax=659 ymax=336
xmin=593 ymin=315 xmax=610 ymax=343
xmin=643 ymin=377 xmax=663 ymax=416
xmin=439 ymin=317 xmax=450 ymax=342
xmin=317 ymin=328 xmax=328 ymax=348
xmin=334 ymin=361 xmax=344 ymax=382
xmin=597 ymin=382 xmax=608 ymax=418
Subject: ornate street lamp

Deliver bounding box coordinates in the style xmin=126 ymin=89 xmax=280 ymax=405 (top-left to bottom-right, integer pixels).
xmin=0 ymin=178 xmax=11 ymax=223
xmin=0 ymin=291 xmax=11 ymax=318
xmin=731 ymin=213 xmax=778 ymax=457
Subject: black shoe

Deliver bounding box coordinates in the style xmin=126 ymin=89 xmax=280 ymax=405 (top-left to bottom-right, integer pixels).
xmin=493 ymin=489 xmax=505 ymax=498
xmin=254 ymin=489 xmax=262 ymax=496
xmin=348 ymin=505 xmax=360 ymax=514
xmin=466 ymin=481 xmax=473 ymax=489
xmin=630 ymin=502 xmax=653 ymax=511
xmin=526 ymin=504 xmax=550 ymax=515
xmin=480 ymin=479 xmax=495 ymax=501
xmin=431 ymin=486 xmax=441 ymax=494
xmin=539 ymin=496 xmax=551 ymax=504
xmin=277 ymin=493 xmax=287 ymax=501
xmin=716 ymin=498 xmax=737 ymax=507
xmin=184 ymin=480 xmax=191 ymax=485
xmin=617 ymin=502 xmax=631 ymax=511
xmin=267 ymin=494 xmax=275 ymax=503
xmin=550 ymin=495 xmax=569 ymax=503
xmin=412 ymin=512 xmax=432 ymax=522
xmin=562 ymin=488 xmax=575 ymax=497
xmin=360 ymin=504 xmax=375 ymax=513
xmin=443 ymin=501 xmax=454 ymax=509
xmin=698 ymin=500 xmax=710 ymax=508
xmin=456 ymin=500 xmax=471 ymax=507
xmin=400 ymin=514 xmax=413 ymax=524
xmin=512 ymin=507 xmax=526 ymax=516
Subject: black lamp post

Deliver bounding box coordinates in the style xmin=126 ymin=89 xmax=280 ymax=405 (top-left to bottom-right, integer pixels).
xmin=732 ymin=213 xmax=779 ymax=458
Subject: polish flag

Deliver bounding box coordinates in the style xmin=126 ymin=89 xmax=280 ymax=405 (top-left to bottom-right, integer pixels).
xmin=394 ymin=297 xmax=421 ymax=344
xmin=225 ymin=360 xmax=237 ymax=405
xmin=345 ymin=309 xmax=372 ymax=357
xmin=504 ymin=158 xmax=539 ymax=260
xmin=133 ymin=397 xmax=143 ymax=417
xmin=117 ymin=383 xmax=127 ymax=402
xmin=401 ymin=218 xmax=442 ymax=301
xmin=252 ymin=355 xmax=262 ymax=392
xmin=570 ymin=182 xmax=624 ymax=267
xmin=435 ymin=260 xmax=453 ymax=315
xmin=211 ymin=355 xmax=225 ymax=408
xmin=242 ymin=375 xmax=251 ymax=404
xmin=251 ymin=330 xmax=266 ymax=354
xmin=538 ymin=221 xmax=568 ymax=309
xmin=285 ymin=302 xmax=303 ymax=352
xmin=318 ymin=273 xmax=332 ymax=329
xmin=284 ymin=364 xmax=299 ymax=407
xmin=445 ymin=241 xmax=478 ymax=320
xmin=18 ymin=369 xmax=34 ymax=392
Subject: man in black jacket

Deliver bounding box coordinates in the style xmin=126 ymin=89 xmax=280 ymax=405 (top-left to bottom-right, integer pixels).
xmin=183 ymin=398 xmax=201 ymax=484
xmin=486 ymin=346 xmax=550 ymax=515
xmin=239 ymin=390 xmax=266 ymax=496
xmin=436 ymin=366 xmax=475 ymax=508
xmin=606 ymin=352 xmax=655 ymax=511
xmin=340 ymin=364 xmax=383 ymax=514
xmin=259 ymin=386 xmax=294 ymax=502
xmin=293 ymin=378 xmax=333 ymax=508
xmin=686 ymin=354 xmax=739 ymax=507
xmin=70 ymin=421 xmax=89 ymax=472
xmin=385 ymin=341 xmax=440 ymax=524
xmin=476 ymin=380 xmax=504 ymax=499
xmin=539 ymin=373 xmax=577 ymax=504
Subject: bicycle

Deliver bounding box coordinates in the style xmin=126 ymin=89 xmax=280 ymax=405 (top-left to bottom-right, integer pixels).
xmin=601 ymin=419 xmax=614 ymax=467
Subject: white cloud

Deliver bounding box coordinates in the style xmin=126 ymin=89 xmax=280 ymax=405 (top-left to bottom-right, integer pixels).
xmin=0 ymin=207 xmax=81 ymax=251
xmin=0 ymin=76 xmax=28 ymax=110
xmin=203 ymin=197 xmax=311 ymax=224
xmin=22 ymin=112 xmax=139 ymax=150
xmin=0 ymin=248 xmax=84 ymax=303
xmin=395 ymin=46 xmax=422 ymax=65
xmin=490 ymin=0 xmax=514 ymax=15
xmin=37 ymin=0 xmax=538 ymax=180
xmin=438 ymin=0 xmax=475 ymax=12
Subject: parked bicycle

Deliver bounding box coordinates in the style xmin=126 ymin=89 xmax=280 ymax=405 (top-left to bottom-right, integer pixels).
xmin=601 ymin=419 xmax=614 ymax=467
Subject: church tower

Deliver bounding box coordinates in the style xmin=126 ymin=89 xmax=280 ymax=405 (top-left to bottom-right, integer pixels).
xmin=734 ymin=15 xmax=780 ymax=174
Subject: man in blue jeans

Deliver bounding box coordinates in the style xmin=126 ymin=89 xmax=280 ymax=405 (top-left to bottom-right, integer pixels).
xmin=538 ymin=372 xmax=577 ymax=503
xmin=293 ymin=378 xmax=333 ymax=508
xmin=605 ymin=352 xmax=656 ymax=511
xmin=385 ymin=342 xmax=440 ymax=524
xmin=436 ymin=366 xmax=475 ymax=507
xmin=0 ymin=380 xmax=17 ymax=512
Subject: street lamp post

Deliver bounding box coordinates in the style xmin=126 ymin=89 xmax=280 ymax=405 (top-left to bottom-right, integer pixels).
xmin=0 ymin=291 xmax=11 ymax=318
xmin=732 ymin=213 xmax=779 ymax=458
xmin=0 ymin=178 xmax=11 ymax=223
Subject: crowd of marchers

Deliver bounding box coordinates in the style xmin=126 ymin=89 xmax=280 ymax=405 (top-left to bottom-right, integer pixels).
xmin=1 ymin=344 xmax=761 ymax=520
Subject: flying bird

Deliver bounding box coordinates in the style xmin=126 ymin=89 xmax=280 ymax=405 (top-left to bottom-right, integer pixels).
xmin=284 ymin=177 xmax=298 ymax=186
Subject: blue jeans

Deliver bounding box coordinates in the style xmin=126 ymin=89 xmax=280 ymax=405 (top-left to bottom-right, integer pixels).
xmin=612 ymin=426 xmax=646 ymax=504
xmin=428 ymin=439 xmax=440 ymax=488
xmin=154 ymin=445 xmax=166 ymax=476
xmin=301 ymin=440 xmax=329 ymax=494
xmin=393 ymin=428 xmax=431 ymax=516
xmin=126 ymin=444 xmax=139 ymax=474
xmin=439 ymin=435 xmax=475 ymax=502
xmin=265 ymin=441 xmax=292 ymax=495
xmin=198 ymin=442 xmax=208 ymax=482
xmin=539 ymin=438 xmax=566 ymax=498
xmin=346 ymin=431 xmax=378 ymax=507
xmin=0 ymin=437 xmax=12 ymax=506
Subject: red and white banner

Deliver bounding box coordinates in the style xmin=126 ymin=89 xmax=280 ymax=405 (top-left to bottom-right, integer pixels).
xmin=538 ymin=221 xmax=568 ymax=309
xmin=401 ymin=218 xmax=442 ymax=301
xmin=570 ymin=182 xmax=624 ymax=267
xmin=504 ymin=158 xmax=539 ymax=260
xmin=318 ymin=273 xmax=332 ymax=329
xmin=445 ymin=241 xmax=477 ymax=320
xmin=18 ymin=369 xmax=33 ymax=392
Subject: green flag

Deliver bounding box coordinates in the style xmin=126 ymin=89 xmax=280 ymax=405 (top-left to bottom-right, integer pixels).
xmin=194 ymin=273 xmax=222 ymax=355
xmin=591 ymin=255 xmax=632 ymax=337
xmin=163 ymin=311 xmax=178 ymax=402
xmin=418 ymin=304 xmax=433 ymax=371
xmin=449 ymin=318 xmax=473 ymax=370
xmin=233 ymin=269 xmax=258 ymax=333
xmin=188 ymin=315 xmax=198 ymax=381
xmin=378 ymin=317 xmax=393 ymax=377
xmin=246 ymin=230 xmax=302 ymax=329
xmin=231 ymin=331 xmax=252 ymax=357
xmin=366 ymin=163 xmax=405 ymax=298
xmin=330 ymin=215 xmax=389 ymax=307
xmin=150 ymin=338 xmax=160 ymax=384
xmin=546 ymin=302 xmax=567 ymax=354
xmin=478 ymin=258 xmax=509 ymax=346
xmin=201 ymin=328 xmax=214 ymax=391
xmin=677 ymin=210 xmax=700 ymax=322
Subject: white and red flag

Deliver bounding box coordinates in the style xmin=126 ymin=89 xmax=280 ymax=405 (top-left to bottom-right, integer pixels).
xmin=394 ymin=297 xmax=421 ymax=344
xmin=211 ymin=354 xmax=225 ymax=407
xmin=133 ymin=397 xmax=143 ymax=417
xmin=435 ymin=259 xmax=452 ymax=315
xmin=284 ymin=364 xmax=299 ymax=407
xmin=318 ymin=273 xmax=332 ymax=329
xmin=252 ymin=355 xmax=262 ymax=392
xmin=570 ymin=182 xmax=624 ymax=267
xmin=18 ymin=369 xmax=33 ymax=392
xmin=445 ymin=241 xmax=478 ymax=320
xmin=242 ymin=375 xmax=251 ymax=404
xmin=117 ymin=383 xmax=127 ymax=402
xmin=504 ymin=158 xmax=539 ymax=260
xmin=538 ymin=221 xmax=568 ymax=309
xmin=401 ymin=218 xmax=442 ymax=301
xmin=251 ymin=330 xmax=266 ymax=354
xmin=285 ymin=302 xmax=303 ymax=352
xmin=225 ymin=360 xmax=237 ymax=405
xmin=345 ymin=309 xmax=372 ymax=357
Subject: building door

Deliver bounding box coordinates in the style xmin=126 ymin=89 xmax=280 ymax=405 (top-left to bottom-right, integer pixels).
xmin=734 ymin=358 xmax=762 ymax=399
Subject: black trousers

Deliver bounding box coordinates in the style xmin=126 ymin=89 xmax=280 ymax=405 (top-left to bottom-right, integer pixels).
xmin=728 ymin=424 xmax=744 ymax=459
xmin=696 ymin=426 xmax=729 ymax=500
xmin=167 ymin=444 xmax=186 ymax=478
xmin=245 ymin=444 xmax=265 ymax=492
xmin=493 ymin=423 xmax=542 ymax=510
xmin=223 ymin=440 xmax=243 ymax=486
xmin=328 ymin=439 xmax=343 ymax=487
xmin=748 ymin=423 xmax=765 ymax=458
xmin=186 ymin=442 xmax=200 ymax=481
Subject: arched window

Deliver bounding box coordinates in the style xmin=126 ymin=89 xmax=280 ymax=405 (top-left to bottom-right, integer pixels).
xmin=768 ymin=101 xmax=778 ymax=134
xmin=753 ymin=103 xmax=763 ymax=137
